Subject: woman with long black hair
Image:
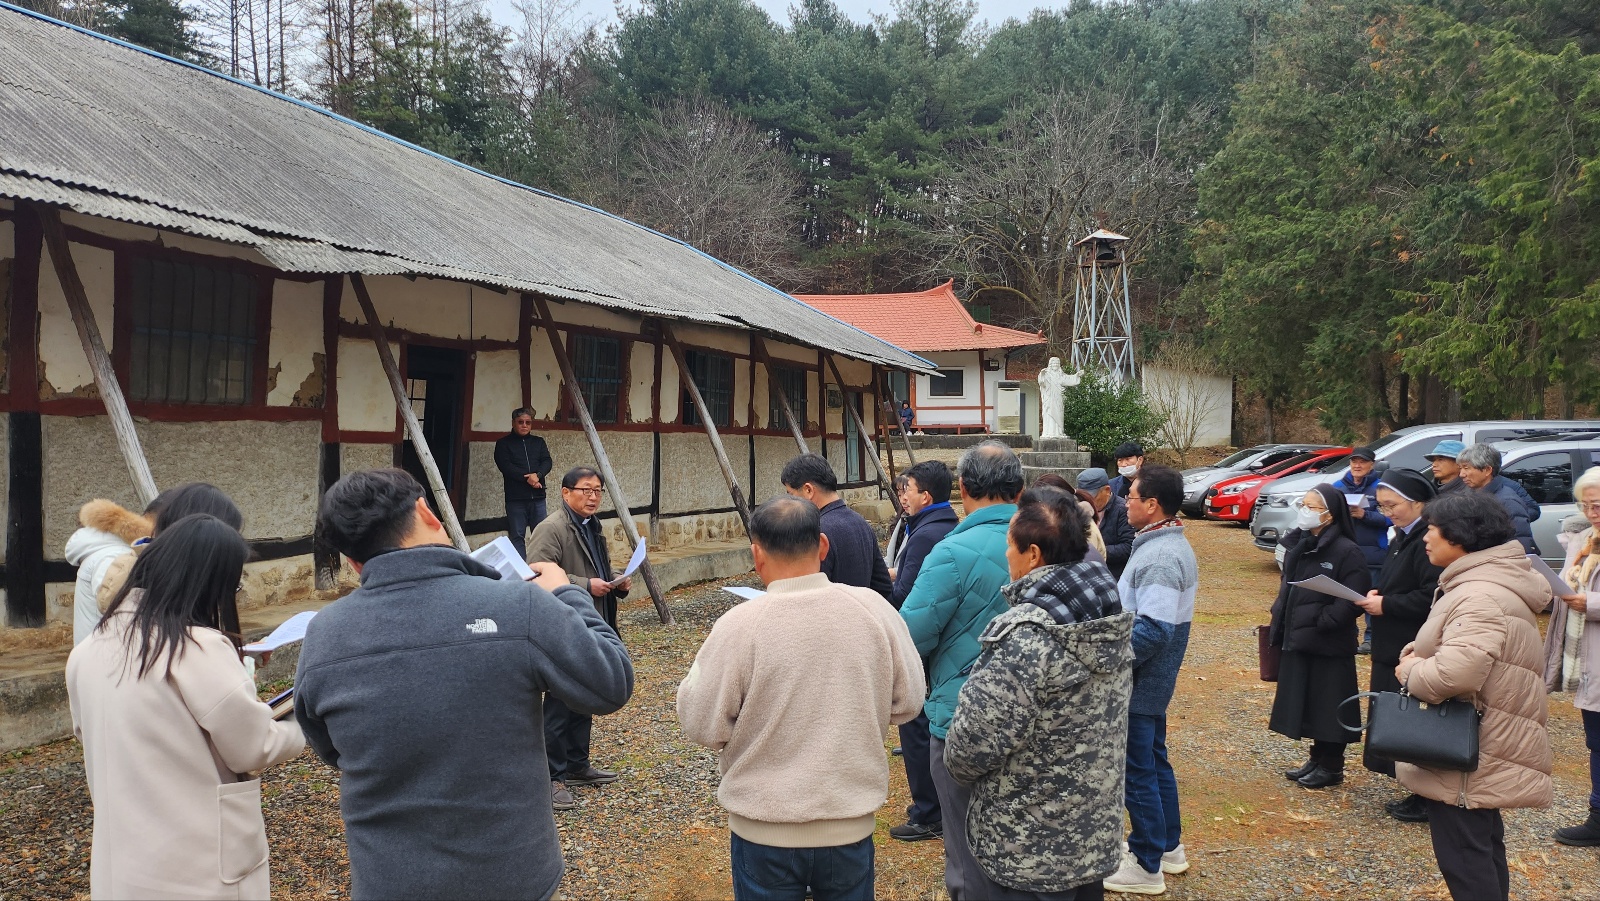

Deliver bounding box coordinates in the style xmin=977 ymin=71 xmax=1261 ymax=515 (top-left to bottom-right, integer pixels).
xmin=1268 ymin=483 xmax=1371 ymax=789
xmin=67 ymin=514 xmax=304 ymax=899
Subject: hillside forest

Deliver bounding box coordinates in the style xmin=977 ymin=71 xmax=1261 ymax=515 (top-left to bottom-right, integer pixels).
xmin=17 ymin=0 xmax=1600 ymax=441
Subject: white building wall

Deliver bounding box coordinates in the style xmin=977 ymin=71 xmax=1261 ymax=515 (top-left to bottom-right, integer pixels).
xmin=1143 ymin=365 xmax=1234 ymax=447
xmin=912 ymin=350 xmax=1006 ymax=430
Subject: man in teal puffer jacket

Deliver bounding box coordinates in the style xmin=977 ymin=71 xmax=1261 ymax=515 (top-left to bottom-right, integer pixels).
xmin=900 ymin=440 xmax=1023 ymax=900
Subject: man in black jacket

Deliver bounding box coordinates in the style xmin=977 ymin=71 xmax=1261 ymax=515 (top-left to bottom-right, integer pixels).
xmin=781 ymin=453 xmax=893 ymax=599
xmin=494 ymin=407 xmax=553 ymax=561
xmin=1079 ymin=467 xmax=1137 ymax=578
xmin=886 ymin=460 xmax=958 ymax=842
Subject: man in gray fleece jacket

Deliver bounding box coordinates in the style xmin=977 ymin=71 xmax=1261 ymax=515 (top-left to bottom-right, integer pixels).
xmin=296 ymin=469 xmax=634 ymax=901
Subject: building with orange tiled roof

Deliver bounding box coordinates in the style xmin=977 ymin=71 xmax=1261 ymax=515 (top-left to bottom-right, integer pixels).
xmin=795 ymin=282 xmax=1045 ymax=434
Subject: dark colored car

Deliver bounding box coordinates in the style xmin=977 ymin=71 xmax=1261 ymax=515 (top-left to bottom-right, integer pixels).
xmin=1180 ymin=444 xmax=1333 ymax=518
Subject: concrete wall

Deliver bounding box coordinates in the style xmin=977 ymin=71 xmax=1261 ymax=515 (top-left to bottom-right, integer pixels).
xmin=42 ymin=417 xmax=321 ymax=550
xmin=338 ymin=335 xmax=399 ymax=432
xmin=1143 ymin=365 xmax=1234 ymax=448
xmin=471 ymin=349 xmax=522 ymax=432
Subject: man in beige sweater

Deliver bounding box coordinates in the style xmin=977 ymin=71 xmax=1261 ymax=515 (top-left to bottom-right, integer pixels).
xmin=678 ymin=496 xmax=926 ymax=901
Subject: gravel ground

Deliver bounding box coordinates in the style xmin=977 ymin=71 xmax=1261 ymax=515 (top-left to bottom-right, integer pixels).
xmin=4 ymin=520 xmax=1598 ymax=900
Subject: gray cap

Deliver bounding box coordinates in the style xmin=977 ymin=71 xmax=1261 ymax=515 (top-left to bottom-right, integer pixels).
xmin=1076 ymin=467 xmax=1111 ymax=491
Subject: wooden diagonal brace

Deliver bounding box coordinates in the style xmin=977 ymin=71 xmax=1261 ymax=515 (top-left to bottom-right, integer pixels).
xmin=825 ymin=354 xmax=904 ymax=519
xmin=661 ymin=323 xmax=752 ymax=535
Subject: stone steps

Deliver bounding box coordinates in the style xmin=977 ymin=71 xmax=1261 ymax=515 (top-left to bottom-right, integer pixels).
xmin=1023 ymin=465 xmax=1088 ymax=486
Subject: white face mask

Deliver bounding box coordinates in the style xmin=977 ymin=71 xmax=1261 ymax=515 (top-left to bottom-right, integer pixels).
xmin=1117 ymin=464 xmax=1139 ymax=478
xmin=1296 ymin=506 xmax=1327 ymax=531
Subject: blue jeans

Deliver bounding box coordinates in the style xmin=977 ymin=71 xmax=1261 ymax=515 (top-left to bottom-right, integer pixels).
xmin=730 ymin=833 xmax=873 ymax=901
xmin=1585 ymin=708 xmax=1600 ymax=811
xmin=505 ymin=498 xmax=546 ymax=562
xmin=1125 ymin=713 xmax=1181 ymax=874
xmin=898 ymin=711 xmax=941 ymax=826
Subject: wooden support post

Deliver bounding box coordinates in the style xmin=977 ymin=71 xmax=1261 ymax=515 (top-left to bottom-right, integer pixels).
xmin=349 ymin=274 xmax=470 ymax=552
xmin=661 ymin=323 xmax=753 ymax=534
xmin=36 ymin=206 xmax=159 ymax=508
xmin=825 ymin=354 xmax=905 ymax=519
xmin=751 ymin=336 xmax=809 ymax=453
xmin=533 ymin=296 xmax=672 ymax=624
xmin=881 ymin=371 xmax=918 ymax=466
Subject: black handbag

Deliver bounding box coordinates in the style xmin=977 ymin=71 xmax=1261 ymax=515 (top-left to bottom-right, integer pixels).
xmin=1338 ymin=687 xmax=1481 ymax=772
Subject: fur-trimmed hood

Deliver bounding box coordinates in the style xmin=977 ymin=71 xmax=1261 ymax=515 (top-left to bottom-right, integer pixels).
xmin=77 ymin=499 xmax=153 ymax=545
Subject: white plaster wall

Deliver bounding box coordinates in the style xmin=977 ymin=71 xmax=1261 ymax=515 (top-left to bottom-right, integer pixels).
xmin=547 ymin=302 xmax=642 ymax=335
xmin=764 ymin=340 xmax=816 ymax=365
xmin=914 ymin=351 xmax=983 ymax=427
xmin=337 ymin=336 xmax=399 ymax=432
xmin=672 ymin=322 xmax=748 ymax=355
xmin=266 ymin=279 xmax=324 ymax=406
xmin=38 ymin=241 xmax=116 ymax=396
xmin=732 ymin=359 xmax=751 ymax=427
xmin=659 ymin=348 xmax=682 ymax=423
xmin=831 ymin=356 xmax=871 ymax=388
xmin=1143 ymin=365 xmax=1234 ymax=447
xmin=528 ymin=327 xmax=562 ymax=420
xmin=340 ymin=275 xmax=519 ymax=341
xmin=627 ymin=341 xmax=656 ymax=423
xmin=471 ymin=349 xmax=522 ymax=432
xmin=42 ymin=417 xmax=321 ymax=550
xmin=753 ymin=365 xmax=771 ymax=429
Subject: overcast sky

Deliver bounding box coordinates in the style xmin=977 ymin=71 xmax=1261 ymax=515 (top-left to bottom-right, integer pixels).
xmin=481 ymin=0 xmax=1058 ymax=36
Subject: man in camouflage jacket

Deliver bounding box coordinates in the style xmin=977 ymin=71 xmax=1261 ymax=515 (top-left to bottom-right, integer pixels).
xmin=943 ymin=561 xmax=1134 ymax=898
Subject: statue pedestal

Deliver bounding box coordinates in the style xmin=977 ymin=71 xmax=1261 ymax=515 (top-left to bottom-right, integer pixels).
xmin=1021 ymin=437 xmax=1092 ymax=486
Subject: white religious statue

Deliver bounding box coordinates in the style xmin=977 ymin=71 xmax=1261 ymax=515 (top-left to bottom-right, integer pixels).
xmin=1037 ymin=357 xmax=1080 ymax=439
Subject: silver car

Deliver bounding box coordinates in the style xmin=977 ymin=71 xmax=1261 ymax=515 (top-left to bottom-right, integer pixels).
xmin=1250 ymin=420 xmax=1600 ymax=566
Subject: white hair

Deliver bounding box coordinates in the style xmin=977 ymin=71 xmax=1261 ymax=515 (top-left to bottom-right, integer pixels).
xmin=1574 ymin=465 xmax=1600 ymax=501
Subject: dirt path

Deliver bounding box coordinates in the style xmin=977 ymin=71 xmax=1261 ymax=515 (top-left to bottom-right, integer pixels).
xmin=3 ymin=521 xmax=1597 ymax=900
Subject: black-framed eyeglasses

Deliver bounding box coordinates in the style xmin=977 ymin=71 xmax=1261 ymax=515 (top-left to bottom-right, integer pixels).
xmin=568 ymin=486 xmax=603 ymax=497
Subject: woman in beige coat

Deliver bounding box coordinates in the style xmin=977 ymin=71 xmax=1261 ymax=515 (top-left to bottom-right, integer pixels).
xmin=1398 ymin=491 xmax=1553 ymax=901
xmin=1545 ymin=465 xmax=1600 ymax=846
xmin=68 ymin=513 xmax=304 ymax=900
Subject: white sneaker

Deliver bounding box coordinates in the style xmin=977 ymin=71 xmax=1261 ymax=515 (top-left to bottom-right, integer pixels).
xmin=1104 ymin=854 xmax=1166 ymax=895
xmin=1159 ymin=844 xmax=1189 ymax=875
xmin=1119 ymin=842 xmax=1189 ymax=875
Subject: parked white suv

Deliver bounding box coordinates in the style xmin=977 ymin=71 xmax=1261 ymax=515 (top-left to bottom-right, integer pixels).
xmin=1250 ymin=420 xmax=1600 ymax=566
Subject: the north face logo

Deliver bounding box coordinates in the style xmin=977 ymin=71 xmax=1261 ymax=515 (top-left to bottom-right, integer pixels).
xmin=466 ymin=618 xmax=498 ymax=634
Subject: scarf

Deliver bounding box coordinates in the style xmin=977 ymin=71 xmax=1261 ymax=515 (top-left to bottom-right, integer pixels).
xmin=1558 ymin=528 xmax=1599 ymax=693
xmin=1001 ymin=561 xmax=1123 ymax=626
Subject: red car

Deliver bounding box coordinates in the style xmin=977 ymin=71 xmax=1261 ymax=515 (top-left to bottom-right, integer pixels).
xmin=1205 ymin=447 xmax=1352 ymax=522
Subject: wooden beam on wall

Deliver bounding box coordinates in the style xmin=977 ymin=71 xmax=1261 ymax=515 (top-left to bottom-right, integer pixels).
xmin=751 ymin=336 xmax=809 ymax=453
xmin=35 ymin=205 xmax=159 ymax=508
xmin=881 ymin=370 xmax=918 ymax=466
xmin=532 ymin=295 xmax=672 ymax=624
xmin=826 ymin=354 xmax=904 ymax=518
xmin=350 ymin=273 xmax=470 ymax=552
xmin=661 ymin=322 xmax=753 ymax=535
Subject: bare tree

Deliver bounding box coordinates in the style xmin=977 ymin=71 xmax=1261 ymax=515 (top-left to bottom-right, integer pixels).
xmin=914 ymin=90 xmax=1194 ymax=349
xmin=572 ymin=99 xmax=804 ymax=286
xmin=507 ymin=0 xmax=589 ymax=105
xmin=1144 ymin=340 xmax=1226 ymax=467
xmin=194 ymin=0 xmax=306 ymax=90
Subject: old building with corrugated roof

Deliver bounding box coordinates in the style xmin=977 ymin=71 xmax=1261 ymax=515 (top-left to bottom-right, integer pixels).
xmin=0 ymin=3 xmax=930 ymax=632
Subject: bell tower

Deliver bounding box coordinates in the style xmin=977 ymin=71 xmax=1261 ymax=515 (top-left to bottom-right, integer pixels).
xmin=1070 ymin=229 xmax=1136 ymax=384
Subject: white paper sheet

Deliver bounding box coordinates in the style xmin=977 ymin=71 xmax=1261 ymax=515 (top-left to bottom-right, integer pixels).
xmin=243 ymin=611 xmax=317 ymax=653
xmin=605 ymin=540 xmax=649 ymax=588
xmin=1527 ymin=554 xmax=1572 ymax=598
xmin=1288 ymin=574 xmax=1369 ymax=604
xmin=722 ymin=586 xmax=766 ymax=600
xmin=471 ymin=536 xmax=535 ymax=582
xmin=1343 ymin=494 xmax=1368 ymax=508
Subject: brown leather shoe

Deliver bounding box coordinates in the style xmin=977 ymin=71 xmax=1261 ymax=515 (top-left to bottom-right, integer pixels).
xmin=566 ymin=765 xmax=619 ymax=786
xmin=551 ymin=781 xmax=577 ymax=810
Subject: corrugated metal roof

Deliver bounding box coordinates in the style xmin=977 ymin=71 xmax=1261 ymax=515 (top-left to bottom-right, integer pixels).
xmin=0 ymin=5 xmax=933 ymax=372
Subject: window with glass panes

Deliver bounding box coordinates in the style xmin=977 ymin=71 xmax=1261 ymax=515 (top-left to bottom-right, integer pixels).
xmin=682 ymin=349 xmax=734 ymax=427
xmin=568 ymin=334 xmax=623 ymax=423
xmin=768 ymin=366 xmax=808 ymax=430
xmin=128 ymin=256 xmax=259 ymax=405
